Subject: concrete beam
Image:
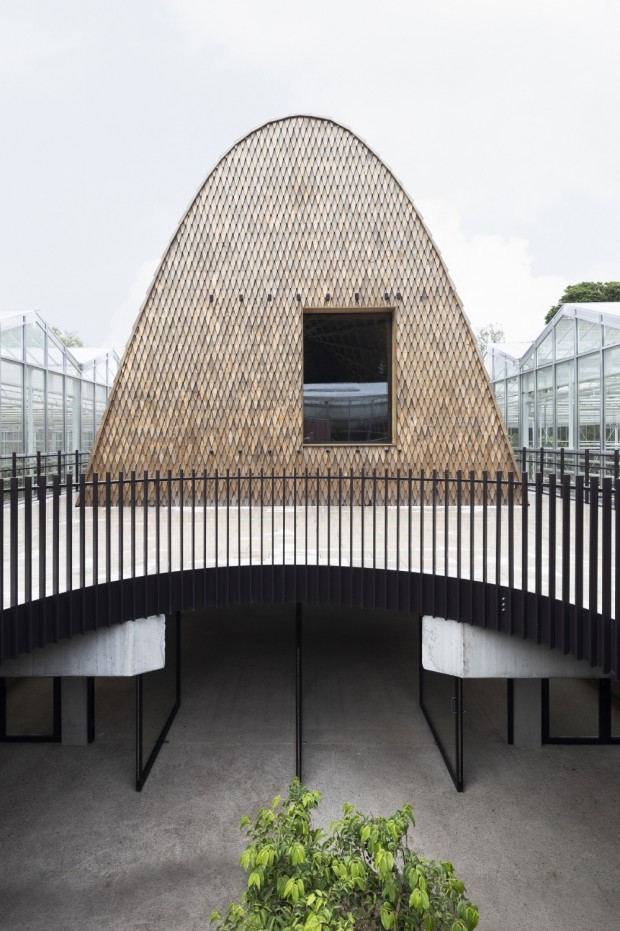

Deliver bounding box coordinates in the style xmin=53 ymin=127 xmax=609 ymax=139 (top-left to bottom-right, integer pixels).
xmin=422 ymin=616 xmax=605 ymax=679
xmin=0 ymin=615 xmax=166 ymax=678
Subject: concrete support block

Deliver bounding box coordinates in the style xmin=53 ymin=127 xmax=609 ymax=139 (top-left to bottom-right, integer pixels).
xmin=0 ymin=615 xmax=166 ymax=678
xmin=513 ymin=679 xmax=542 ymax=748
xmin=422 ymin=616 xmax=605 ymax=679
xmin=61 ymin=678 xmax=89 ymax=746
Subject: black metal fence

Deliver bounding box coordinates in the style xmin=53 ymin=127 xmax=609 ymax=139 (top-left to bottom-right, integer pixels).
xmin=520 ymin=447 xmax=620 ymax=484
xmin=0 ymin=466 xmax=618 ymax=678
xmin=0 ymin=451 xmax=89 ymax=485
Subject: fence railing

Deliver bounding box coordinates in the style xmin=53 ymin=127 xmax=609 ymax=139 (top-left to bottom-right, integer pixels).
xmin=520 ymin=447 xmax=620 ymax=484
xmin=0 ymin=451 xmax=89 ymax=485
xmin=0 ymin=466 xmax=618 ymax=677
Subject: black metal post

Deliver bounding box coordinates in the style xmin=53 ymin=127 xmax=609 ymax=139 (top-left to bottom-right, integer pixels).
xmin=295 ymin=602 xmax=303 ymax=781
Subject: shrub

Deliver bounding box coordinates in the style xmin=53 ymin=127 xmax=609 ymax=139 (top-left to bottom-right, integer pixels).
xmin=210 ymin=779 xmax=479 ymax=930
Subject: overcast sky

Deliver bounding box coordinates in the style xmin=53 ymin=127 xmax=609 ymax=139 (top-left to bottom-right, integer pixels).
xmin=1 ymin=0 xmax=619 ymax=352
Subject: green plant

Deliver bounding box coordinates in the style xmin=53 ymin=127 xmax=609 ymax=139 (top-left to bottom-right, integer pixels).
xmin=210 ymin=780 xmax=479 ymax=931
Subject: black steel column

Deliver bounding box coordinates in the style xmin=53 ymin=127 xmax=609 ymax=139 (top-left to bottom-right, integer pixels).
xmin=295 ymin=602 xmax=303 ymax=781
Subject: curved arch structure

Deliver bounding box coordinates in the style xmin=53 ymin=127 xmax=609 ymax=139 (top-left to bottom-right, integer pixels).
xmin=90 ymin=116 xmax=516 ymax=480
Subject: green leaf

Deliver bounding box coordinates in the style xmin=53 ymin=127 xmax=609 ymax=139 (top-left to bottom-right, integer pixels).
xmin=248 ymin=871 xmax=261 ymax=890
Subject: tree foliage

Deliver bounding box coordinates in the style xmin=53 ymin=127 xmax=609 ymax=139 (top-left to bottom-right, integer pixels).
xmin=51 ymin=326 xmax=84 ymax=348
xmin=545 ymin=281 xmax=620 ymax=325
xmin=210 ymin=780 xmax=479 ymax=931
xmin=474 ymin=323 xmax=504 ymax=357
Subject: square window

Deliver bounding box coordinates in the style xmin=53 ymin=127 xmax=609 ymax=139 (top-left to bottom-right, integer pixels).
xmin=303 ymin=311 xmax=392 ymax=444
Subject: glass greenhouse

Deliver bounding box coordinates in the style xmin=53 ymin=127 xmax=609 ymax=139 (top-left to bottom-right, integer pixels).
xmin=485 ymin=303 xmax=620 ymax=451
xmin=0 ymin=310 xmax=119 ymax=456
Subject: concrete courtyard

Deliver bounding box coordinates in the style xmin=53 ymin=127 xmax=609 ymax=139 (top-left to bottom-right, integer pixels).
xmin=1 ymin=605 xmax=618 ymax=930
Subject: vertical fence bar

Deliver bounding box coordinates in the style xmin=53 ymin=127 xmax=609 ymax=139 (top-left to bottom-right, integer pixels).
xmin=372 ymin=469 xmax=377 ymax=607
xmin=10 ymin=478 xmax=18 ymax=626
xmin=37 ymin=476 xmax=47 ymax=641
xmin=179 ymin=469 xmax=185 ymax=606
xmin=534 ymin=472 xmax=543 ymax=643
xmin=167 ymin=470 xmax=172 ymax=613
xmin=105 ymin=472 xmax=111 ymax=624
xmin=225 ymin=469 xmax=229 ymax=603
xmin=507 ymin=472 xmax=514 ymax=634
xmin=130 ymin=471 xmax=137 ymax=621
xmin=419 ymin=470 xmax=425 ymax=615
xmin=349 ymin=469 xmax=354 ymax=605
xmin=614 ymin=479 xmax=620 ymax=677
xmin=520 ymin=470 xmax=528 ymax=639
xmin=495 ymin=472 xmax=501 ymax=631
xmin=326 ymin=468 xmax=331 ymax=602
xmin=155 ymin=470 xmax=161 ymax=609
xmin=443 ymin=470 xmax=449 ymax=615
xmin=469 ymin=471 xmax=475 ymax=624
xmin=547 ymin=472 xmax=556 ymax=647
xmin=561 ymin=473 xmax=571 ymax=654
xmin=144 ymin=471 xmax=150 ymax=615
xmin=52 ymin=474 xmax=60 ymax=639
xmin=574 ymin=474 xmax=584 ymax=659
xmin=79 ymin=473 xmax=86 ymax=631
xmin=601 ymin=477 xmax=612 ymax=672
xmin=456 ymin=470 xmax=462 ymax=622
xmin=118 ymin=471 xmax=124 ymax=622
xmin=482 ymin=471 xmax=488 ymax=627
xmin=24 ymin=476 xmax=32 ymax=649
xmin=431 ymin=469 xmax=437 ymax=618
xmin=92 ymin=473 xmax=98 ymax=627
xmin=588 ymin=477 xmax=599 ymax=664
xmin=283 ymin=469 xmax=287 ymax=602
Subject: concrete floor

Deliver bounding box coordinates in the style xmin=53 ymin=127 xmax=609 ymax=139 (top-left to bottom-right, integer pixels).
xmin=1 ymin=605 xmax=619 ymax=930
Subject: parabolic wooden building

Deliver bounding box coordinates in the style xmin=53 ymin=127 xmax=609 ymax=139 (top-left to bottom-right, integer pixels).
xmin=89 ymin=116 xmax=516 ymax=481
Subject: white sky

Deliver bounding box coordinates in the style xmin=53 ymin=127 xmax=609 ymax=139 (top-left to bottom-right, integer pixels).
xmin=1 ymin=0 xmax=619 ymax=352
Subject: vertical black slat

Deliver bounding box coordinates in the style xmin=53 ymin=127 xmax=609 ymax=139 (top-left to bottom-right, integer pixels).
xmin=203 ymin=470 xmax=208 ymax=606
xmin=561 ymin=474 xmax=571 ymax=654
xmin=304 ymin=469 xmax=308 ymax=601
xmin=508 ymin=472 xmax=514 ymax=635
xmin=36 ymin=451 xmax=41 ymax=483
xmin=0 ymin=479 xmax=4 ymax=618
xmin=349 ymin=469 xmax=354 ymax=606
xmin=601 ymin=477 xmax=612 ymax=673
xmin=237 ymin=468 xmax=241 ymax=600
xmin=11 ymin=451 xmax=17 ymax=478
xmin=560 ymin=447 xmax=565 ymax=485
xmin=443 ymin=470 xmax=449 ymax=618
xmin=539 ymin=446 xmax=544 ymax=476
xmin=615 ymin=448 xmax=619 ymax=482
xmin=547 ymin=473 xmax=556 ymax=648
xmin=282 ymin=469 xmax=287 ymax=602
xmin=10 ymin=477 xmax=19 ymax=657
xmin=495 ymin=472 xmax=502 ymax=632
xmin=57 ymin=450 xmax=61 ymax=477
xmin=396 ymin=469 xmax=401 ymax=593
xmin=469 ymin=472 xmax=475 ymax=625
xmin=361 ymin=470 xmax=365 ymax=581
xmin=118 ymin=471 xmax=124 ymax=623
xmin=326 ymin=468 xmax=331 ymax=603
xmin=431 ymin=469 xmax=437 ymax=618
xmin=92 ymin=473 xmax=98 ymax=629
xmin=482 ymin=471 xmax=488 ymax=627
xmin=52 ymin=474 xmax=60 ymax=641
xmin=585 ymin=448 xmax=590 ymax=497
xmin=248 ymin=469 xmax=253 ymax=602
xmin=456 ymin=470 xmax=462 ymax=623
xmin=130 ymin=471 xmax=137 ymax=622
xmin=180 ymin=469 xmax=185 ymax=607
xmin=214 ymin=469 xmax=220 ymax=603
xmin=295 ymin=602 xmax=303 ymax=780
xmin=588 ymin=477 xmax=599 ymax=665
xmin=155 ymin=470 xmax=161 ymax=610
xmin=225 ymin=468 xmax=230 ymax=604
xmin=534 ymin=472 xmax=543 ymax=643
xmin=574 ymin=474 xmax=584 ymax=660
xmin=74 ymin=449 xmax=79 ymax=481
xmin=520 ymin=470 xmax=528 ymax=639
xmin=384 ymin=469 xmax=389 ymax=582
xmin=105 ymin=473 xmax=111 ymax=625
xmin=315 ymin=469 xmax=319 ymax=578
xmin=79 ymin=473 xmax=86 ymax=630
xmin=192 ymin=470 xmax=197 ymax=610
xmin=273 ymin=469 xmax=277 ymax=600
xmin=167 ymin=470 xmax=173 ymax=613
xmin=66 ymin=472 xmax=74 ymax=601
xmin=338 ymin=469 xmax=342 ymax=574
xmin=407 ymin=468 xmax=412 ymax=580
xmin=372 ymin=470 xmax=377 ymax=606
xmin=293 ymin=468 xmax=297 ymax=575
xmin=24 ymin=476 xmax=32 ymax=650
xmin=419 ymin=469 xmax=425 ymax=616
xmin=144 ymin=471 xmax=150 ymax=616
xmin=615 ymin=479 xmax=620 ymax=678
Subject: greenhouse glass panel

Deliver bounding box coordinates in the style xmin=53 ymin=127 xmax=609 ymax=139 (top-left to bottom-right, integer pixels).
xmin=1 ymin=322 xmax=23 ymax=361
xmin=494 ymin=381 xmax=505 ymax=420
xmin=1 ymin=360 xmax=23 ymax=454
xmin=25 ymin=366 xmax=45 ymax=452
xmin=604 ymin=324 xmax=620 ymax=347
xmin=578 ymin=354 xmax=601 ymax=448
xmin=81 ymin=382 xmax=95 ymax=451
xmin=537 ymin=333 xmax=553 ymax=365
xmin=95 ymin=384 xmax=107 ymax=433
xmin=65 ymin=378 xmax=81 ymax=452
xmin=25 ymin=321 xmax=45 ymax=367
xmin=604 ymin=346 xmax=620 ymax=449
xmin=577 ymin=319 xmax=600 ymax=354
xmin=521 ymin=351 xmax=535 ymax=372
xmin=95 ymin=359 xmax=108 ymax=385
xmin=505 ymin=358 xmax=518 ymax=376
xmin=47 ymin=338 xmax=64 ymax=372
xmin=536 ymin=367 xmax=554 ymax=447
xmin=506 ymin=377 xmax=519 ymax=448
xmin=555 ymin=361 xmax=575 ymax=449
xmin=494 ymin=354 xmax=506 ymax=380
xmin=47 ymin=372 xmax=64 ymax=451
xmin=521 ymin=373 xmax=535 ymax=447
xmin=555 ymin=317 xmax=574 ymax=360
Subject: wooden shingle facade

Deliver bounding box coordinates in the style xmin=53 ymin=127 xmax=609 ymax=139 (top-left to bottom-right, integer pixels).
xmin=89 ymin=116 xmax=516 ymax=485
